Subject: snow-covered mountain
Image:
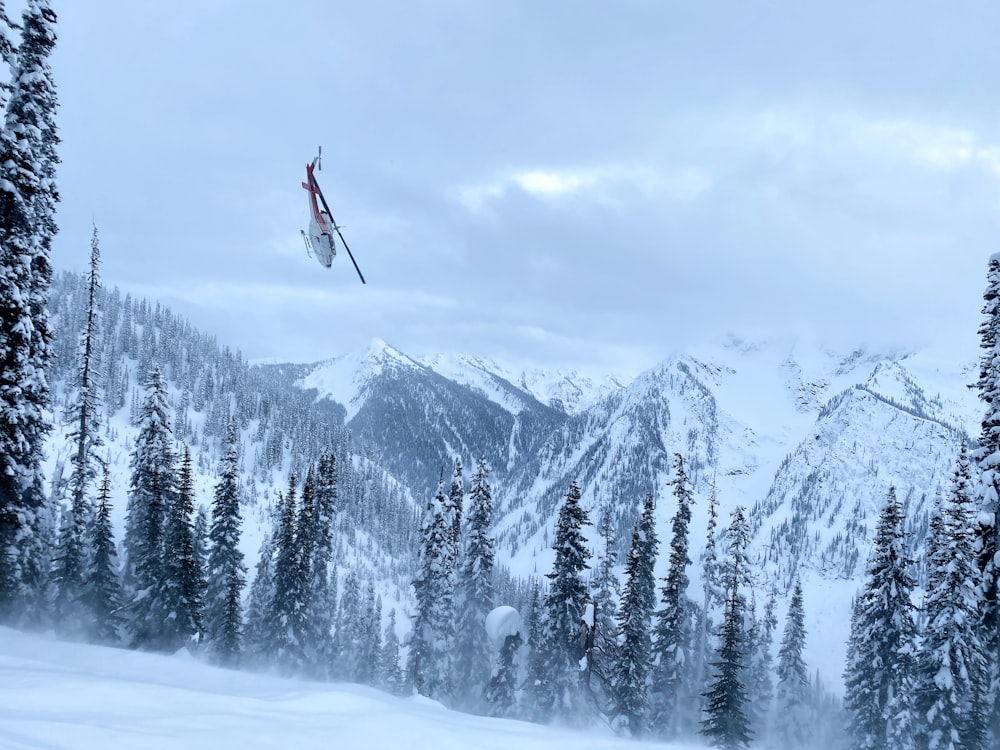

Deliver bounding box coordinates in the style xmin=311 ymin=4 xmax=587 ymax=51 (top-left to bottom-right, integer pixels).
xmin=285 ymin=333 xmax=980 ymax=686
xmin=44 ymin=272 xmax=984 ymax=692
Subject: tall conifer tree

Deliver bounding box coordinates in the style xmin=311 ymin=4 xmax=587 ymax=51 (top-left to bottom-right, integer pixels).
xmin=455 ymin=456 xmax=496 ymax=706
xmin=612 ymin=494 xmax=658 ymax=737
xmin=651 ymin=454 xmax=696 ymax=737
xmin=408 ymin=476 xmax=456 ymax=702
xmin=303 ymin=450 xmax=337 ymax=673
xmin=916 ymin=445 xmax=989 ymax=750
xmin=160 ymin=444 xmax=203 ymax=649
xmin=269 ymin=475 xmax=306 ymax=672
xmin=701 ymin=506 xmax=752 ymax=750
xmin=843 ymin=486 xmax=919 ymax=750
xmin=588 ymin=501 xmax=621 ymax=710
xmin=123 ymin=368 xmax=176 ymax=650
xmin=378 ymin=608 xmax=403 ymax=694
xmin=242 ymin=532 xmax=275 ymax=661
xmin=537 ymin=479 xmax=592 ymax=723
xmin=84 ymin=462 xmax=121 ymax=644
xmin=972 ymin=253 xmax=1000 ymax=743
xmin=776 ymin=580 xmax=811 ymax=750
xmin=205 ymin=421 xmax=245 ymax=665
xmin=0 ymin=0 xmax=59 ymax=622
xmin=52 ymin=226 xmax=103 ymax=630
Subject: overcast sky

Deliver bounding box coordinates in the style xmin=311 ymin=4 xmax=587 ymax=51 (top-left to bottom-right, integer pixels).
xmin=47 ymin=1 xmax=1000 ymax=373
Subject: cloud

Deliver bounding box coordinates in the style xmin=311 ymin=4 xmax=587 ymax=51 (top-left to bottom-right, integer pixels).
xmin=456 ymin=164 xmax=712 ymax=213
xmin=861 ymin=119 xmax=1000 ymax=176
xmin=727 ymin=106 xmax=1000 ymax=180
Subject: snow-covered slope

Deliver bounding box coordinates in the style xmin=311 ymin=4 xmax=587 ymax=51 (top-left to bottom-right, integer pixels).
xmin=300 ymin=338 xmax=430 ymax=422
xmin=417 ymin=353 xmax=627 ymax=416
xmin=0 ymin=627 xmax=694 ymax=750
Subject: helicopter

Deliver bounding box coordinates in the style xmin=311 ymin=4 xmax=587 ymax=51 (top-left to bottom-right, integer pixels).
xmin=301 ymin=147 xmax=366 ymax=283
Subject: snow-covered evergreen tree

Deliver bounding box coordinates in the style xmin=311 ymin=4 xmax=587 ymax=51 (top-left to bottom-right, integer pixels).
xmin=123 ymin=368 xmax=176 ymax=650
xmin=52 ymin=226 xmax=103 ymax=633
xmin=776 ymin=579 xmax=811 ymax=749
xmin=0 ymin=0 xmax=59 ymax=624
xmin=378 ymin=608 xmax=403 ymax=694
xmin=522 ymin=580 xmax=546 ymax=721
xmin=916 ymin=445 xmax=989 ymax=750
xmin=302 ymin=450 xmax=337 ymax=674
xmin=843 ymin=486 xmax=919 ymax=750
xmin=205 ymin=422 xmax=245 ymax=666
xmin=746 ymin=587 xmax=777 ymax=742
xmin=357 ymin=581 xmax=380 ymax=686
xmin=694 ymin=479 xmax=723 ymax=705
xmin=651 ymin=453 xmax=696 ymax=737
xmin=408 ymin=476 xmax=456 ymax=703
xmin=455 ymin=456 xmax=496 ymax=708
xmin=83 ymin=462 xmax=121 ymax=644
xmin=160 ymin=444 xmax=203 ymax=650
xmin=193 ymin=505 xmax=209 ymax=609
xmin=587 ymin=501 xmax=620 ymax=713
xmin=537 ymin=479 xmax=592 ymax=724
xmin=611 ymin=501 xmax=658 ymax=737
xmin=292 ymin=468 xmax=319 ymax=674
xmin=701 ymin=506 xmax=752 ymax=750
xmin=972 ymin=253 xmax=1000 ymax=743
xmin=334 ymin=569 xmax=365 ymax=682
xmin=269 ymin=475 xmax=306 ymax=672
xmin=446 ymin=456 xmax=464 ymax=552
xmin=242 ymin=532 xmax=275 ymax=660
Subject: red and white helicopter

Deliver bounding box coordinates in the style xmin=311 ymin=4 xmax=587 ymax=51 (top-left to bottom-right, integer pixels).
xmin=301 ymin=147 xmax=366 ymax=283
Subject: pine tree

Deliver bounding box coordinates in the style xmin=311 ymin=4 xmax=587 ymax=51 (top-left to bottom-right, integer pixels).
xmin=269 ymin=475 xmax=306 ymax=672
xmin=651 ymin=453 xmax=696 ymax=737
xmin=378 ymin=608 xmax=403 ymax=694
xmin=522 ymin=580 xmax=546 ymax=721
xmin=123 ymin=368 xmax=176 ymax=650
xmin=776 ymin=579 xmax=810 ymax=750
xmin=446 ymin=456 xmax=464 ymax=551
xmin=302 ymin=450 xmax=337 ymax=674
xmin=294 ymin=468 xmax=317 ymax=671
xmin=193 ymin=505 xmax=209 ymax=628
xmin=588 ymin=501 xmax=621 ymax=713
xmin=695 ymin=478 xmax=724 ymax=700
xmin=916 ymin=446 xmax=989 ymax=750
xmin=843 ymin=486 xmax=919 ymax=750
xmin=333 ymin=570 xmax=367 ymax=683
xmin=160 ymin=444 xmax=203 ymax=650
xmin=205 ymin=421 xmax=245 ymax=666
xmin=83 ymin=462 xmax=122 ymax=644
xmin=357 ymin=581 xmax=380 ymax=686
xmin=408 ymin=476 xmax=456 ymax=702
xmin=52 ymin=226 xmax=103 ymax=632
xmin=740 ymin=596 xmax=761 ymax=736
xmin=972 ymin=253 xmax=1000 ymax=743
xmin=455 ymin=456 xmax=496 ymax=708
xmin=748 ymin=587 xmax=777 ymax=742
xmin=242 ymin=532 xmax=275 ymax=661
xmin=0 ymin=0 xmax=59 ymax=623
xmin=701 ymin=506 xmax=752 ymax=750
xmin=611 ymin=502 xmax=658 ymax=737
xmin=537 ymin=479 xmax=592 ymax=724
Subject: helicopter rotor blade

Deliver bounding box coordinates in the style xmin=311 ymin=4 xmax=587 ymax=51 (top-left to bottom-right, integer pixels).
xmin=334 ymin=226 xmax=367 ymax=285
xmin=311 ymin=171 xmax=367 ymax=284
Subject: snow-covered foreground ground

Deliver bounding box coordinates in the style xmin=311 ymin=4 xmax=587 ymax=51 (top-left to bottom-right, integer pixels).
xmin=0 ymin=628 xmax=698 ymax=750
